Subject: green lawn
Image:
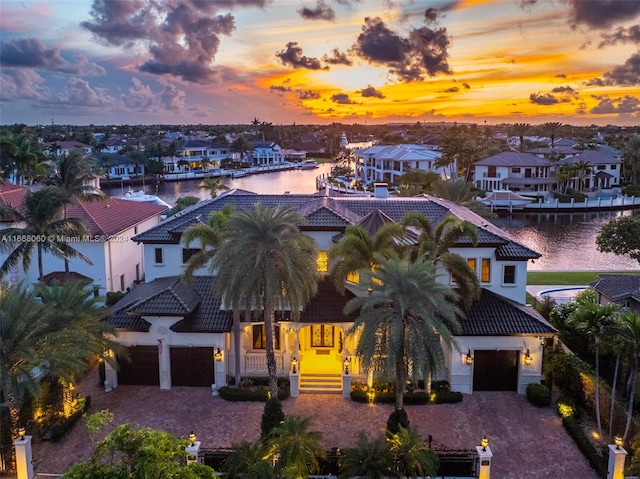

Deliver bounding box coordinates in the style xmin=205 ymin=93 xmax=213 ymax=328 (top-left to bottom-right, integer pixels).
xmin=527 ymin=271 xmax=638 ymax=285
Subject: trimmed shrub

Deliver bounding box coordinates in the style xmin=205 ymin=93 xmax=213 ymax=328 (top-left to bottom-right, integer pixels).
xmin=218 ymin=385 xmax=289 ymax=402
xmin=431 ymin=380 xmax=451 ymax=393
xmin=526 ymin=383 xmax=551 ymax=407
xmin=349 ymin=389 xmax=430 ymax=405
xmin=556 ymin=396 xmax=577 ymax=419
xmin=562 ymin=417 xmax=607 ymax=478
xmin=433 ymin=390 xmax=463 ymax=404
xmin=387 ymin=408 xmax=410 ymax=434
xmin=260 ymin=398 xmax=284 ymax=441
xmin=403 ymin=392 xmax=430 ymax=405
xmin=105 ymin=291 xmax=126 ymax=306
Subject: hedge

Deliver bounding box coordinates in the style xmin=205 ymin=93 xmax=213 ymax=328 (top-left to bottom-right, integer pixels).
xmin=349 ymin=389 xmax=461 ymax=405
xmin=562 ymin=417 xmax=607 ymax=478
xmin=526 ymin=383 xmax=551 ymax=408
xmin=218 ymin=386 xmax=289 ymax=402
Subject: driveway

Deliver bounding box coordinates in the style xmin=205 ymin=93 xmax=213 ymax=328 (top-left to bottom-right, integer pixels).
xmin=33 ymin=377 xmax=600 ymax=479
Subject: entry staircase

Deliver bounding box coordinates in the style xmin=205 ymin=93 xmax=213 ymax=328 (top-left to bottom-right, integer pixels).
xmin=299 ymin=372 xmax=342 ymax=394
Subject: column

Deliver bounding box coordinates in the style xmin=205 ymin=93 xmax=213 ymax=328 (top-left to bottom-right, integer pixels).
xmin=185 ymin=440 xmax=201 ymax=465
xmin=104 ymin=351 xmax=118 ymax=392
xmin=289 ymin=369 xmax=300 ymax=398
xmin=14 ymin=435 xmax=34 ymax=479
xmin=158 ymin=338 xmax=171 ymax=390
xmin=215 ymin=347 xmax=226 ymax=390
xmin=476 ymin=445 xmax=492 ymax=479
xmin=607 ymin=444 xmax=627 ymax=479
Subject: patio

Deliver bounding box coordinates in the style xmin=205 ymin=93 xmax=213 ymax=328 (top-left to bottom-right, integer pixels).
xmin=32 ymin=374 xmax=600 ymax=479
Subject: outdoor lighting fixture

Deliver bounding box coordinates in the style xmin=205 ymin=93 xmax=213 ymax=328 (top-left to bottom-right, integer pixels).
xmin=615 ymin=435 xmax=624 ymax=450
xmin=344 ymin=357 xmax=350 ymax=374
xmin=214 ymin=347 xmax=222 ymax=362
xmin=18 ymin=428 xmax=26 ymax=441
xmin=291 ymin=356 xmax=298 ymax=374
xmin=367 ymin=287 xmax=373 ymax=296
xmin=189 ymin=431 xmax=196 ymax=446
xmin=481 ymin=435 xmax=489 ymax=451
xmin=465 ymin=350 xmax=474 ymax=365
xmin=524 ymin=349 xmax=533 ymax=365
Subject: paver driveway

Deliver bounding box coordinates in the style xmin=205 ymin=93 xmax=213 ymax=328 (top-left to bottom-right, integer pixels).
xmin=33 ymin=378 xmax=600 ymax=479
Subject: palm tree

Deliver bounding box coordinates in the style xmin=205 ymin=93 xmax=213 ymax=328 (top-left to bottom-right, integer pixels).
xmin=10 ymin=134 xmax=47 ymax=184
xmin=613 ymin=310 xmax=640 ymax=440
xmin=401 ymin=212 xmax=480 ymax=310
xmin=0 ymin=186 xmax=92 ymax=281
xmin=542 ymin=122 xmax=563 ymax=148
xmin=509 ymin=123 xmax=530 ymax=152
xmin=428 ymin=178 xmax=495 ymax=218
xmin=198 ymin=176 xmax=229 ymax=198
xmin=568 ymin=290 xmax=619 ymax=437
xmin=623 ymin=136 xmax=640 ymax=184
xmin=345 ymin=253 xmax=461 ymax=411
xmin=212 ymin=205 xmax=318 ymax=399
xmin=387 ymin=426 xmax=439 ymax=478
xmin=230 ymin=136 xmax=254 ymax=166
xmin=339 ymin=431 xmax=393 ymax=479
xmin=223 ymin=440 xmax=273 ymax=479
xmin=266 ymin=416 xmax=324 ymax=478
xmin=328 ymin=222 xmax=404 ymax=293
xmin=574 ymin=159 xmax=591 ymax=192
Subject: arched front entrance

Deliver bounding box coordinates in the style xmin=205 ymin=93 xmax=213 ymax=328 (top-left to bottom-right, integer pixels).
xmin=298 ymin=324 xmax=346 ymax=374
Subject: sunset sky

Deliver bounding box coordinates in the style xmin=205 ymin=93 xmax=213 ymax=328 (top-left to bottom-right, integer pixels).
xmin=1 ymin=0 xmax=639 ymax=126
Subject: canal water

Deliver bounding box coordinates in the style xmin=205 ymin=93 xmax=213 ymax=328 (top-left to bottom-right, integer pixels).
xmin=104 ymin=164 xmax=638 ymax=273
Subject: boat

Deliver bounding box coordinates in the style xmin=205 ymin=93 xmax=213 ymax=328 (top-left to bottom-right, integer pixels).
xmin=298 ymin=159 xmax=319 ymax=170
xmin=481 ymin=190 xmax=534 ymax=210
xmin=230 ymin=170 xmax=248 ymax=178
xmin=121 ymin=188 xmax=171 ymax=209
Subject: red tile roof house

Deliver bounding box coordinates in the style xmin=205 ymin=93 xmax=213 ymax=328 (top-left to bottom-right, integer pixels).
xmin=0 ymin=184 xmax=167 ymax=294
xmin=103 ymin=188 xmax=556 ymax=395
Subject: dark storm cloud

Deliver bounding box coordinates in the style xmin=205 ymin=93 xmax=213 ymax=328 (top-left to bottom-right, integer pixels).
xmin=331 ymin=93 xmax=356 ymax=104
xmin=590 ymin=94 xmax=640 ymax=114
xmin=270 ymin=85 xmax=292 ymax=93
xmin=360 ymin=85 xmax=385 ymax=98
xmin=424 ymin=8 xmax=438 ymax=23
xmin=350 ymin=16 xmax=451 ymax=82
xmin=298 ymin=0 xmax=335 ymax=21
xmin=551 ymin=85 xmax=578 ymax=95
xmin=529 ymin=92 xmax=566 ymax=105
xmin=565 ymin=0 xmax=640 ymax=29
xmin=276 ymin=42 xmax=327 ymax=70
xmin=0 ymin=38 xmax=104 ymax=75
xmin=322 ymin=48 xmax=353 ymax=65
xmin=298 ymin=89 xmax=321 ymax=99
xmin=598 ymin=25 xmax=640 ymax=48
xmin=586 ymin=50 xmax=640 ymax=86
xmin=80 ymin=0 xmax=266 ymax=83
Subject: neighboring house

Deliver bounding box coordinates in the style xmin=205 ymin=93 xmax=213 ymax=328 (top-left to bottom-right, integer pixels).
xmin=473 ymin=152 xmax=556 ymax=198
xmin=104 ymin=188 xmax=555 ymax=395
xmin=590 ymin=274 xmax=640 ymax=313
xmin=44 ymin=141 xmax=93 ymax=156
xmin=249 ymin=141 xmax=284 ymax=166
xmin=99 ymin=136 xmax=130 ymax=154
xmin=355 ymin=144 xmax=450 ymax=184
xmin=558 ymin=149 xmax=622 ymax=191
xmin=96 ymin=153 xmax=145 ymax=180
xmin=281 ymin=148 xmax=307 ymax=161
xmin=0 ymin=184 xmax=167 ymax=294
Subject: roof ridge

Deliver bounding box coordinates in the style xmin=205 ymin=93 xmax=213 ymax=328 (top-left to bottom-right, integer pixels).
xmin=69 ymin=199 xmax=104 ymax=235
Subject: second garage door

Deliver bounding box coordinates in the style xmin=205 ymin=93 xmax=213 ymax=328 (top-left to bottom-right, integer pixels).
xmin=170 ymin=347 xmax=215 ymax=387
xmin=473 ymin=350 xmax=518 ymax=391
xmin=117 ymin=346 xmax=160 ymax=386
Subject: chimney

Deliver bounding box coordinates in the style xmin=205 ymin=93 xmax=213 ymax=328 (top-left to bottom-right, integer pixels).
xmin=373 ymin=183 xmax=388 ymax=198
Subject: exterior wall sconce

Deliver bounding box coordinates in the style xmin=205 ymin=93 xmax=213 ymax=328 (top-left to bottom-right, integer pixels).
xmin=18 ymin=427 xmax=26 ymax=440
xmin=189 ymin=431 xmax=196 ymax=446
xmin=214 ymin=347 xmax=222 ymax=362
xmin=615 ymin=435 xmax=624 ymax=450
xmin=465 ymin=350 xmax=473 ymax=365
xmin=344 ymin=357 xmax=350 ymax=374
xmin=524 ymin=349 xmax=533 ymax=365
xmin=291 ymin=356 xmax=298 ymax=373
xmin=481 ymin=435 xmax=489 ymax=451
xmin=367 ymin=287 xmax=373 ymax=296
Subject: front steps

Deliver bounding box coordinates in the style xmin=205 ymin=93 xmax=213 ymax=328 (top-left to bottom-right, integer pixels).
xmin=300 ymin=373 xmax=342 ymax=394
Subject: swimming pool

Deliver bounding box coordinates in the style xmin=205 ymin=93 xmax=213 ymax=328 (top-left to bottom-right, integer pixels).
xmin=536 ymin=286 xmax=588 ymax=304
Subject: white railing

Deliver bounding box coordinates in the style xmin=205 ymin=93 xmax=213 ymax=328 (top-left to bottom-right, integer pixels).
xmin=244 ymin=353 xmax=285 ymax=374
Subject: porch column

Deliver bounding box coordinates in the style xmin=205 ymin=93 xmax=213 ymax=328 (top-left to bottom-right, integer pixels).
xmin=13 ymin=435 xmax=34 ymax=479
xmin=158 ymin=338 xmax=171 ymax=390
xmin=215 ymin=346 xmax=226 ymax=390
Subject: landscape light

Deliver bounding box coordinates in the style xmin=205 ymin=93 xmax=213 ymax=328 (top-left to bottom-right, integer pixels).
xmin=189 ymin=431 xmax=196 ymax=446
xmin=291 ymin=356 xmax=297 ymax=373
xmin=481 ymin=435 xmax=489 ymax=451
xmin=615 ymin=435 xmax=623 ymax=450
xmin=344 ymin=357 xmax=350 ymax=374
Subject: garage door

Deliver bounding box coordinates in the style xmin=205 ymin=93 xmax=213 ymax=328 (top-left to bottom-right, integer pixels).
xmin=117 ymin=346 xmax=160 ymax=385
xmin=473 ymin=350 xmax=518 ymax=391
xmin=170 ymin=347 xmax=214 ymax=387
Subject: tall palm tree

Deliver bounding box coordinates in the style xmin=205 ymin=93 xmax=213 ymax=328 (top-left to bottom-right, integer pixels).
xmin=212 ymin=204 xmax=318 ymax=399
xmin=328 ymin=222 xmax=404 ymax=293
xmin=401 ymin=212 xmax=480 ymax=310
xmin=231 ymin=136 xmax=254 ymax=166
xmin=574 ymin=159 xmax=591 ymax=192
xmin=345 ymin=253 xmax=461 ymax=411
xmin=509 ymin=123 xmax=530 ymax=152
xmin=266 ymin=416 xmax=324 ymax=478
xmin=623 ymin=136 xmax=640 ymax=184
xmin=568 ymin=290 xmax=619 ymax=437
xmin=198 ymin=176 xmax=230 ymax=198
xmin=613 ymin=310 xmax=640 ymax=440
xmin=0 ymin=186 xmax=92 ymax=281
xmin=542 ymin=122 xmax=563 ymax=148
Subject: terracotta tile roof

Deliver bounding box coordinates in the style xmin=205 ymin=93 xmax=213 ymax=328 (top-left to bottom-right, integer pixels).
xmin=458 ymin=289 xmax=556 ymax=336
xmin=0 ymin=184 xmax=27 ymax=214
xmin=590 ymin=274 xmax=640 ymax=303
xmin=67 ymin=197 xmax=166 ymax=236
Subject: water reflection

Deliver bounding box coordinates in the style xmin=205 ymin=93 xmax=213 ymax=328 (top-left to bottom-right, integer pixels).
xmin=492 ymin=210 xmax=639 ymax=272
